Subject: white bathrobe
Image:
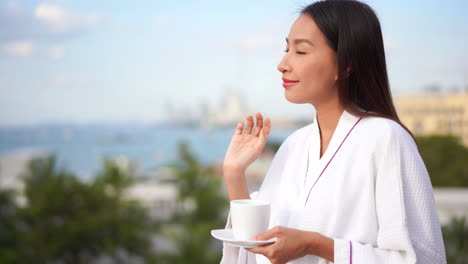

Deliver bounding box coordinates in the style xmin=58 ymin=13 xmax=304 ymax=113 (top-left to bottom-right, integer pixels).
xmin=220 ymin=110 xmax=446 ymax=264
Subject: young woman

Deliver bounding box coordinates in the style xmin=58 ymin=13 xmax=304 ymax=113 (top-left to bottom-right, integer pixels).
xmin=220 ymin=0 xmax=446 ymax=263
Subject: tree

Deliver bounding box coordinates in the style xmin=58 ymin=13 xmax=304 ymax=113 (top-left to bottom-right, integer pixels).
xmin=442 ymin=216 xmax=468 ymax=264
xmin=0 ymin=155 xmax=159 ymax=264
xmin=161 ymin=142 xmax=229 ymax=264
xmin=416 ymin=135 xmax=468 ymax=187
xmin=0 ymin=189 xmax=20 ymax=263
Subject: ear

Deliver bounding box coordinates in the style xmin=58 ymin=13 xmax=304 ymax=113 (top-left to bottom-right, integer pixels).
xmin=334 ymin=66 xmax=340 ymax=81
xmin=335 ymin=66 xmax=352 ymax=81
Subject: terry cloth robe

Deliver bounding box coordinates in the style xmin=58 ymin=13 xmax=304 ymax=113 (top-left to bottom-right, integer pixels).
xmin=220 ymin=109 xmax=446 ymax=264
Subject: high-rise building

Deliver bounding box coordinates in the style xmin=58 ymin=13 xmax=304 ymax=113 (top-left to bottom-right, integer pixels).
xmin=201 ymin=88 xmax=252 ymax=129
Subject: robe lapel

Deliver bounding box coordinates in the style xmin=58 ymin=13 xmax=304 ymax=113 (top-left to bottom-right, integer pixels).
xmin=299 ymin=110 xmax=361 ymax=206
xmin=304 ymin=114 xmax=320 ymax=187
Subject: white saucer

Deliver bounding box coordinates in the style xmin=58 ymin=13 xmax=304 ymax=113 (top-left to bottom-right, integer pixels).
xmin=211 ymin=229 xmax=276 ymax=248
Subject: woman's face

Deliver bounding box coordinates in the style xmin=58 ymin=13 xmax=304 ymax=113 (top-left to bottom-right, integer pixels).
xmin=277 ymin=14 xmax=338 ymax=105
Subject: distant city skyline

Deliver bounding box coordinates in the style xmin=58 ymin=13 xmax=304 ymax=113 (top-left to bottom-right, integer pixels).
xmin=1 ymin=0 xmax=467 ymax=126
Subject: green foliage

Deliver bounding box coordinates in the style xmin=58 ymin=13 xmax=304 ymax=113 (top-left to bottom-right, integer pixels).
xmin=0 ymin=142 xmax=231 ymax=264
xmin=0 ymin=189 xmax=20 ymax=263
xmin=161 ymin=142 xmax=229 ymax=264
xmin=416 ymin=135 xmax=468 ymax=187
xmin=442 ymin=216 xmax=468 ymax=264
xmin=0 ymin=155 xmax=158 ymax=264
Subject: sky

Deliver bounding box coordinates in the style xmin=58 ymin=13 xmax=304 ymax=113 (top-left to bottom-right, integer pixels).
xmin=0 ymin=0 xmax=467 ymax=126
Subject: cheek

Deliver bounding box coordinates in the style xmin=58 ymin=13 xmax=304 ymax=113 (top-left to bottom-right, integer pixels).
xmin=301 ymin=56 xmax=336 ymax=88
xmin=296 ymin=59 xmax=337 ymax=102
xmin=298 ymin=60 xmax=325 ymax=91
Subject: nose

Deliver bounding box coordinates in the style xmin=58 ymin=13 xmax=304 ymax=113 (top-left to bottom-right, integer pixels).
xmin=277 ymin=54 xmax=290 ymax=73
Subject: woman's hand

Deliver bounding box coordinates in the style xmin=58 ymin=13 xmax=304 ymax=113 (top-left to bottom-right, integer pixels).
xmin=246 ymin=226 xmax=334 ymax=264
xmin=223 ymin=112 xmax=271 ymax=173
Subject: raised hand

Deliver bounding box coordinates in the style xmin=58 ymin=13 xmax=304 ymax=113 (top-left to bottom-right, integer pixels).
xmin=223 ymin=112 xmax=271 ymax=173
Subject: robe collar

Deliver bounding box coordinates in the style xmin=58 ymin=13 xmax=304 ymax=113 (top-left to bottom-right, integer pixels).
xmin=311 ymin=108 xmax=362 ymax=163
xmin=303 ymin=108 xmax=362 ymax=191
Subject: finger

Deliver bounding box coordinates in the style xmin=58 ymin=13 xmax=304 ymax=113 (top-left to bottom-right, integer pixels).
xmin=253 ymin=112 xmax=263 ymax=137
xmin=245 ymin=244 xmax=271 ymax=255
xmin=252 ymin=225 xmax=280 ymax=241
xmin=234 ymin=122 xmax=244 ymax=135
xmin=244 ymin=115 xmax=254 ymax=134
xmin=255 ymin=117 xmax=271 ymax=149
xmin=262 ymin=117 xmax=271 ymax=137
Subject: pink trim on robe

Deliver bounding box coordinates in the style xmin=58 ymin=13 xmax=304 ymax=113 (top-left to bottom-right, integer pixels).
xmin=304 ymin=117 xmax=362 ymax=206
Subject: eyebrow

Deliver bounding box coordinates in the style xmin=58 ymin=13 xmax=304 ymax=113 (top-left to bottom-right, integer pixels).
xmin=285 ymin=37 xmax=314 ymax=46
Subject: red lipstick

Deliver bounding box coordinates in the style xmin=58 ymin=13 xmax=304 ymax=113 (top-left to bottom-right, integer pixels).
xmin=282 ymin=77 xmax=299 ymax=88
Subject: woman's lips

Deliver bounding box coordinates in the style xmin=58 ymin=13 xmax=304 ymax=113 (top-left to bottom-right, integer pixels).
xmin=282 ymin=77 xmax=299 ymax=88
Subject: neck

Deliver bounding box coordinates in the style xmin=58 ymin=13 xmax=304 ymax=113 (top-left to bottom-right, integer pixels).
xmin=315 ymin=99 xmax=344 ymax=137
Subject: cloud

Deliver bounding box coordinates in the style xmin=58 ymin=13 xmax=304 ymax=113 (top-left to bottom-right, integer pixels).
xmin=34 ymin=4 xmax=101 ymax=34
xmin=35 ymin=4 xmax=67 ymax=24
xmin=0 ymin=2 xmax=102 ymax=45
xmin=3 ymin=40 xmax=34 ymax=56
xmin=50 ymin=44 xmax=65 ymax=58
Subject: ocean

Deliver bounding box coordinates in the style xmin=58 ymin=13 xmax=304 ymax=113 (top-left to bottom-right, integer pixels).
xmin=0 ymin=123 xmax=297 ymax=180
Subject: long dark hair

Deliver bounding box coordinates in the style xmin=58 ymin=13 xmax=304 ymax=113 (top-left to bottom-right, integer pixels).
xmin=301 ymin=0 xmax=413 ymax=137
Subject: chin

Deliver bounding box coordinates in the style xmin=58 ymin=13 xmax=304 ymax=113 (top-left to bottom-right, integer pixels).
xmin=284 ymin=91 xmax=310 ymax=104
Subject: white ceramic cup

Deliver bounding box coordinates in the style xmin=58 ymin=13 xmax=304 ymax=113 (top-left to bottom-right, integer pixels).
xmin=230 ymin=199 xmax=270 ymax=240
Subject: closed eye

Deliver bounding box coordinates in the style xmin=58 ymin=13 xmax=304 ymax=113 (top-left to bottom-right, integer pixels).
xmin=283 ymin=49 xmax=306 ymax=55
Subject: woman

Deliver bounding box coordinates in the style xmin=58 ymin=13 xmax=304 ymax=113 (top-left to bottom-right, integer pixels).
xmin=221 ymin=0 xmax=446 ymax=263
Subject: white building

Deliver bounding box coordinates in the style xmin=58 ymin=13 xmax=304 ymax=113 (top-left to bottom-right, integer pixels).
xmin=433 ymin=188 xmax=468 ymax=226
xmin=125 ymin=182 xmax=178 ymax=220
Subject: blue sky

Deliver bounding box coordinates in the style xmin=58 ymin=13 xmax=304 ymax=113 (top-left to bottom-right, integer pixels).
xmin=1 ymin=0 xmax=467 ymax=126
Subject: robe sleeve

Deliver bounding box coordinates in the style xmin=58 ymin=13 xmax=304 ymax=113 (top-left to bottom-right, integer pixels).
xmin=220 ymin=132 xmax=295 ymax=264
xmin=333 ymin=121 xmax=446 ymax=264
